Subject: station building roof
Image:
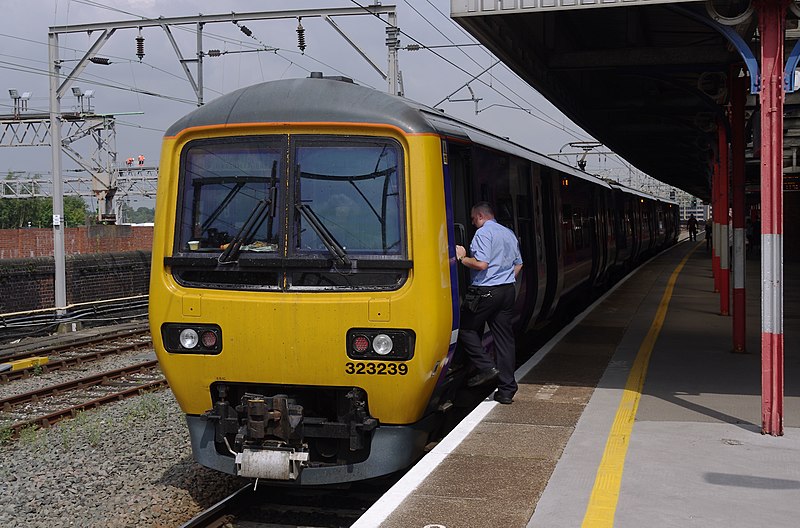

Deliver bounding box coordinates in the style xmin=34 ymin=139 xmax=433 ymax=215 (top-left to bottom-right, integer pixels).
xmin=451 ymin=0 xmax=798 ymax=202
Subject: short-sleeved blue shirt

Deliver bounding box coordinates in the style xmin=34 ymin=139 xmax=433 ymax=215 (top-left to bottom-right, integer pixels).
xmin=469 ymin=219 xmax=523 ymax=286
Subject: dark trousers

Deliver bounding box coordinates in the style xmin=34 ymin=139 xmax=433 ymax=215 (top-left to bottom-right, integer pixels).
xmin=459 ymin=283 xmax=518 ymax=398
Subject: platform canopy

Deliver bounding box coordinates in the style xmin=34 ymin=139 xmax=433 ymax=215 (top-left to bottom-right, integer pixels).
xmin=451 ymin=0 xmax=798 ymax=201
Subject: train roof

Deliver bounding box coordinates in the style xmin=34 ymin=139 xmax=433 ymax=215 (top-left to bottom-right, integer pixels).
xmin=164 ymin=76 xmax=610 ymax=189
xmin=608 ymin=181 xmax=679 ymax=206
xmin=164 ymin=76 xmax=436 ymax=137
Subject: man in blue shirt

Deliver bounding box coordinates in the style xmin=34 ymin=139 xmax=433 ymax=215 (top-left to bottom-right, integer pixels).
xmin=455 ymin=202 xmax=523 ymax=404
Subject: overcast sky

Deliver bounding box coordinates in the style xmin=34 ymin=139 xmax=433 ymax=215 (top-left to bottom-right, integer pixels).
xmin=2 ymin=0 xmax=649 ymax=205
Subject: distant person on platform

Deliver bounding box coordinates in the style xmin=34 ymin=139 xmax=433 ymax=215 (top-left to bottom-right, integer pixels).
xmin=687 ymin=214 xmax=698 ymax=241
xmin=705 ymin=219 xmax=713 ymax=250
xmin=455 ymin=202 xmax=523 ymax=405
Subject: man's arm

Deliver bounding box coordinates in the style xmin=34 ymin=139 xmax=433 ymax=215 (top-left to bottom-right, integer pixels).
xmin=455 ymin=244 xmax=489 ymax=271
xmin=514 ymin=264 xmax=523 ymax=278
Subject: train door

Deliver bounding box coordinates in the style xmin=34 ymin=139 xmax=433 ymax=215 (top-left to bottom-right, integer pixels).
xmin=589 ymin=187 xmax=604 ymax=287
xmin=508 ymin=160 xmax=541 ymax=330
xmin=535 ymin=168 xmax=562 ymax=323
xmin=446 ymin=141 xmax=474 ymax=306
xmin=523 ymin=165 xmax=548 ymax=328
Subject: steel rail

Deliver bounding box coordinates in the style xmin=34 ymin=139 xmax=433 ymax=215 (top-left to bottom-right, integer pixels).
xmin=0 ymin=360 xmax=159 ymax=409
xmin=0 ymin=336 xmax=153 ymax=383
xmin=0 ymin=326 xmax=150 ymax=362
xmin=4 ymin=378 xmax=167 ymax=438
xmin=180 ymin=484 xmax=254 ymax=528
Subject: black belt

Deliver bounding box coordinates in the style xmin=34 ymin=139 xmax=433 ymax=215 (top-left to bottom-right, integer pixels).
xmin=468 ymin=283 xmax=514 ymax=293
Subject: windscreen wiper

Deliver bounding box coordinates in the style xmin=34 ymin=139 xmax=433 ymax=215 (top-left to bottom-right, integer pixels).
xmin=218 ymin=189 xmax=276 ymax=264
xmin=296 ymin=203 xmax=350 ymax=267
xmin=200 ymin=181 xmax=245 ymax=235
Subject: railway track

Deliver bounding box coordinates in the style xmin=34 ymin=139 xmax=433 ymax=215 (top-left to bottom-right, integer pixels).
xmin=0 ymin=360 xmax=166 ymax=439
xmin=182 ymin=478 xmax=396 ymax=527
xmin=0 ymin=327 xmax=152 ymax=383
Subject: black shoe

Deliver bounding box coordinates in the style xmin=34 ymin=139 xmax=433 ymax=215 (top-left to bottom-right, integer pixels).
xmin=494 ymin=392 xmax=513 ymax=405
xmin=467 ymin=367 xmax=499 ymax=387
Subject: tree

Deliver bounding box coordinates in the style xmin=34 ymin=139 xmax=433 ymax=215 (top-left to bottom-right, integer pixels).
xmin=119 ymin=203 xmax=155 ymax=224
xmin=0 ymin=196 xmax=89 ymax=228
xmin=64 ymin=196 xmax=90 ymax=227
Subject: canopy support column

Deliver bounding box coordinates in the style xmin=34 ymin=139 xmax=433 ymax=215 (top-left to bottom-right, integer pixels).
xmin=719 ymin=123 xmax=730 ymax=316
xmin=713 ymin=138 xmax=721 ymax=293
xmin=756 ymin=0 xmax=786 ymax=436
xmin=731 ymin=69 xmax=747 ymax=353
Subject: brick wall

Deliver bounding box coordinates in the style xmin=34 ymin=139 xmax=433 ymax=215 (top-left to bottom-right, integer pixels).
xmin=0 ymin=251 xmax=151 ymax=314
xmin=0 ymin=225 xmax=153 ymax=259
xmin=0 ymin=257 xmax=54 ymax=313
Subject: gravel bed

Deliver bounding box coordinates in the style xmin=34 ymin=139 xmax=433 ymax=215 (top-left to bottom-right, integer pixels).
xmin=0 ymin=389 xmax=248 ymax=527
xmin=0 ymin=348 xmax=160 ymax=401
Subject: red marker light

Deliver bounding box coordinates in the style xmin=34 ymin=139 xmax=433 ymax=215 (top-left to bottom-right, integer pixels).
xmin=201 ymin=331 xmax=217 ymax=348
xmin=353 ymin=335 xmax=369 ymax=353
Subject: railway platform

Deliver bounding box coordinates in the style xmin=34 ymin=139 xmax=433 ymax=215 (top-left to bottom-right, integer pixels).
xmin=354 ymin=235 xmax=800 ymax=528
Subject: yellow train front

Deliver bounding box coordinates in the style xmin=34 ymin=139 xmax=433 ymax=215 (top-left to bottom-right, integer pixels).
xmin=150 ymin=76 xmax=459 ymax=485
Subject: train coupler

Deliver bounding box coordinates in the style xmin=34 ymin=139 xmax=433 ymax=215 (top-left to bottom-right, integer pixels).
xmin=233 ymin=446 xmax=310 ymax=480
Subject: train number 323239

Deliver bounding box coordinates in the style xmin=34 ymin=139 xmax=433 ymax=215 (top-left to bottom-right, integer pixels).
xmin=345 ymin=362 xmax=408 ymax=375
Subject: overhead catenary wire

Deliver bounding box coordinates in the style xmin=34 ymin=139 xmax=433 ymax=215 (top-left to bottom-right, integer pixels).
xmin=67 ymin=1 xmax=370 ymax=78
xmin=348 ymin=0 xmax=590 ymax=141
xmin=395 ymin=1 xmax=651 ymax=180
xmin=13 ymin=1 xmax=579 ymax=137
xmin=57 ymin=1 xmax=382 ymax=92
xmin=410 ymin=0 xmax=591 ymax=140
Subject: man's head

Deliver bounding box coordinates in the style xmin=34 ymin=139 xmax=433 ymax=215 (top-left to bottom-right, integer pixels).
xmin=470 ymin=202 xmax=495 ymax=228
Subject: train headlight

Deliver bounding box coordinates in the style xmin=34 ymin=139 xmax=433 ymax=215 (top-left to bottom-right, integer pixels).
xmin=179 ymin=329 xmax=200 ymax=349
xmin=372 ymin=334 xmax=393 ymax=355
xmin=347 ymin=329 xmax=414 ymax=361
xmin=161 ymin=324 xmax=222 ymax=354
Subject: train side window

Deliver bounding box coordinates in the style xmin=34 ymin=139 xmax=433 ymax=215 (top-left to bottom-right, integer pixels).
xmin=454 ymin=223 xmax=467 ymax=247
xmin=496 ymin=196 xmax=514 ymax=228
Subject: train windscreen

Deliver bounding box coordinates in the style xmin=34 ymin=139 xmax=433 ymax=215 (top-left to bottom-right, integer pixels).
xmin=171 ymin=135 xmax=408 ymax=291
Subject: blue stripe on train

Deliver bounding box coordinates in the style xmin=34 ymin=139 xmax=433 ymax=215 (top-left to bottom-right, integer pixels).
xmin=437 ymin=146 xmax=460 ymax=386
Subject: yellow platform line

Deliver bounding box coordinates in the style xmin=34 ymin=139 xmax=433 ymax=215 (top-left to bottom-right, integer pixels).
xmin=582 ymin=245 xmax=697 ymax=527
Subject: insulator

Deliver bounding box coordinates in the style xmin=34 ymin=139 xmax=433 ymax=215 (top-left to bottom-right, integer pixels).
xmin=405 ymin=44 xmax=420 ymax=52
xmin=385 ymin=27 xmax=399 ymax=48
xmin=296 ymin=19 xmax=306 ymax=54
xmin=135 ymin=35 xmax=145 ymax=61
xmin=239 ymin=24 xmax=252 ymax=37
xmin=208 ymin=49 xmax=222 ymax=57
xmin=89 ymin=57 xmax=111 ymax=65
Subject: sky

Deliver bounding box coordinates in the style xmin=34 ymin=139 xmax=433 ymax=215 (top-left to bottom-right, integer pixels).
xmin=0 ymin=0 xmax=658 ymax=207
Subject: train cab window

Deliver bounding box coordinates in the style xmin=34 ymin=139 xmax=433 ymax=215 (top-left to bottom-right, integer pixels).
xmin=292 ymin=137 xmax=405 ymax=259
xmin=177 ymin=138 xmax=284 ymax=255
xmin=288 ymin=136 xmax=408 ymax=290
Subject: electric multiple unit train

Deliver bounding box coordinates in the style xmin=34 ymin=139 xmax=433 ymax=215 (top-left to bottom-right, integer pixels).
xmin=149 ymin=75 xmax=678 ymax=485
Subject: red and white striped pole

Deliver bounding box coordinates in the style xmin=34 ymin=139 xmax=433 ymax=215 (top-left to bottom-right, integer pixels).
xmin=712 ymin=145 xmax=721 ymax=292
xmin=718 ymin=123 xmax=730 ymax=316
xmin=757 ymin=0 xmax=786 ymax=436
xmin=731 ymin=69 xmax=747 ymax=353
